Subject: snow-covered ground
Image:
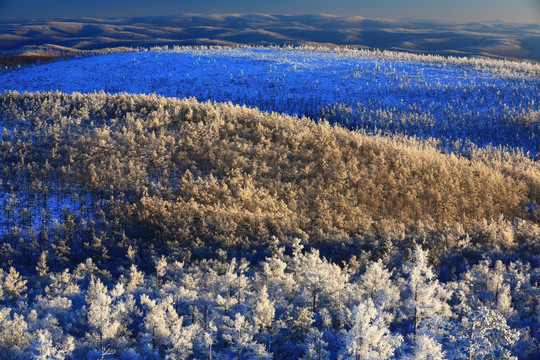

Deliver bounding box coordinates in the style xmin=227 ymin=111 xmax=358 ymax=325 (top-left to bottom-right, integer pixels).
xmin=1 ymin=47 xmax=539 ymax=153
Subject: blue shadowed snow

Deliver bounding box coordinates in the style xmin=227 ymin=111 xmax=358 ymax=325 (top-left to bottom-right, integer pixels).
xmin=1 ymin=47 xmax=539 ymax=154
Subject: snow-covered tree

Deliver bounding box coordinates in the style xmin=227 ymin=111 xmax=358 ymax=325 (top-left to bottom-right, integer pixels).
xmin=252 ymin=285 xmax=274 ymax=332
xmin=155 ymin=255 xmax=167 ymax=284
xmin=401 ymin=245 xmax=452 ymax=339
xmin=457 ymin=259 xmax=508 ymax=311
xmin=290 ymin=239 xmax=349 ymax=313
xmin=28 ymin=328 xmax=75 ymax=360
xmin=223 ymin=313 xmax=270 ymax=360
xmin=85 ymin=277 xmax=123 ymax=359
xmin=197 ymin=321 xmax=217 ymax=360
xmin=3 ymin=266 xmax=27 ymax=299
xmin=45 ymin=269 xmax=80 ymax=298
xmin=288 ymin=306 xmax=315 ymax=342
xmin=358 ymin=260 xmax=400 ymax=313
xmin=402 ymin=333 xmax=445 ymax=360
xmin=261 ymin=244 xmax=295 ymax=303
xmin=303 ymin=328 xmax=330 ymax=360
xmin=218 ymin=257 xmax=250 ymax=314
xmin=140 ymin=294 xmax=181 ymax=352
xmin=125 ymin=264 xmax=145 ymax=293
xmin=449 ymin=306 xmax=520 ymax=360
xmin=342 ymin=299 xmax=402 ymax=360
xmin=0 ymin=308 xmax=28 ymax=359
xmin=165 ymin=317 xmax=199 ymax=360
xmin=36 ymin=251 xmax=49 ymax=278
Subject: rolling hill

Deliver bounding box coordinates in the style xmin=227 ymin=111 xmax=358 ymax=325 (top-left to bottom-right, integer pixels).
xmin=2 ymin=14 xmax=540 ymax=64
xmin=1 ymin=47 xmax=538 ymax=154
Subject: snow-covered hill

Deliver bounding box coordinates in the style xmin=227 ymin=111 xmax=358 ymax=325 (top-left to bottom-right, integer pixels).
xmin=1 ymin=47 xmax=539 ymax=154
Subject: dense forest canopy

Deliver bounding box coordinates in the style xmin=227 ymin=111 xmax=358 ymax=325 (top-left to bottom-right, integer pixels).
xmin=0 ymin=91 xmax=538 ymax=257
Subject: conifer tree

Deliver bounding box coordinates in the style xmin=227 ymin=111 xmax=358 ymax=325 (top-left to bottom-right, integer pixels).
xmin=3 ymin=266 xmax=27 ymax=300
xmin=358 ymin=260 xmax=399 ymax=314
xmin=449 ymin=306 xmax=520 ymax=360
xmin=223 ymin=313 xmax=270 ymax=360
xmin=29 ymin=328 xmax=75 ymax=360
xmin=342 ymin=299 xmax=402 ymax=360
xmin=85 ymin=277 xmax=121 ymax=359
xmin=401 ymin=245 xmax=452 ymax=339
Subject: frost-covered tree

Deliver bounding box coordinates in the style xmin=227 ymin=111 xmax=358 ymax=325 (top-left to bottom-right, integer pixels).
xmin=303 ymin=328 xmax=330 ymax=360
xmin=196 ymin=321 xmax=217 ymax=360
xmin=3 ymin=266 xmax=27 ymax=300
xmin=125 ymin=264 xmax=145 ymax=293
xmin=140 ymin=294 xmax=181 ymax=353
xmin=223 ymin=313 xmax=270 ymax=360
xmin=155 ymin=255 xmax=167 ymax=284
xmin=28 ymin=328 xmax=75 ymax=360
xmin=449 ymin=306 xmax=520 ymax=360
xmin=36 ymin=251 xmax=49 ymax=278
xmin=290 ymin=239 xmax=350 ymax=313
xmin=342 ymin=299 xmax=402 ymax=360
xmin=288 ymin=306 xmax=315 ymax=342
xmin=402 ymin=333 xmax=445 ymax=360
xmin=358 ymin=260 xmax=400 ymax=314
xmin=261 ymin=244 xmax=295 ymax=303
xmin=401 ymin=245 xmax=452 ymax=339
xmin=219 ymin=257 xmax=250 ymax=314
xmin=85 ymin=277 xmax=124 ymax=359
xmin=166 ymin=317 xmax=199 ymax=360
xmin=252 ymin=285 xmax=274 ymax=332
xmin=497 ymin=283 xmax=513 ymax=319
xmin=0 ymin=308 xmax=28 ymax=359
xmin=457 ymin=259 xmax=509 ymax=312
xmin=45 ymin=269 xmax=80 ymax=298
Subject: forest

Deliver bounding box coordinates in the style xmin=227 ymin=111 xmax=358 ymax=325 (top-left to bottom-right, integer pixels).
xmin=0 ymin=90 xmax=538 ymax=359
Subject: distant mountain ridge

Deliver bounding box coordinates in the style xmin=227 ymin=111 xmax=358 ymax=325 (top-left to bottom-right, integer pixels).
xmin=1 ymin=14 xmax=540 ymax=63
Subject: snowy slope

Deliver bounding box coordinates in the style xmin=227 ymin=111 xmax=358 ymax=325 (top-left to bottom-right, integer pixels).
xmin=1 ymin=47 xmax=539 ymax=154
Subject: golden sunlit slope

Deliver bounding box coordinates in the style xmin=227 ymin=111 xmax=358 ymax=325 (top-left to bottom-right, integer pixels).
xmin=0 ymin=91 xmax=537 ymax=251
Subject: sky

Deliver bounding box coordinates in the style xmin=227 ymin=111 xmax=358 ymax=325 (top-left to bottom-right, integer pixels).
xmin=0 ymin=0 xmax=539 ymax=23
